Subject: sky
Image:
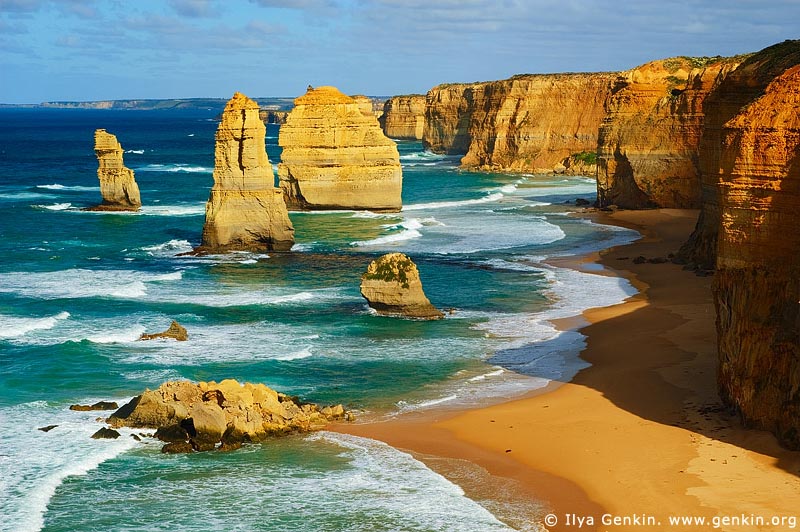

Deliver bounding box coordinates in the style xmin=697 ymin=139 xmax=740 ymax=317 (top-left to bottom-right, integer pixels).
xmin=0 ymin=0 xmax=798 ymax=103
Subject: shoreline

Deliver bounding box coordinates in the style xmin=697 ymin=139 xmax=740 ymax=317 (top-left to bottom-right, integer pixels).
xmin=335 ymin=208 xmax=800 ymax=531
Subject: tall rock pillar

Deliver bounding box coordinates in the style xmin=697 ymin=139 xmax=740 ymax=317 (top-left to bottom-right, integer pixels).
xmin=199 ymin=92 xmax=294 ymax=252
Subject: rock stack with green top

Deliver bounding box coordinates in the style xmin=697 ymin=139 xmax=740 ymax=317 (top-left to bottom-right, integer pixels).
xmin=360 ymin=253 xmax=444 ymax=320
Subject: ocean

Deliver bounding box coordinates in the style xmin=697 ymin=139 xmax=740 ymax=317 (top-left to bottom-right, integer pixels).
xmin=0 ymin=108 xmax=637 ymax=532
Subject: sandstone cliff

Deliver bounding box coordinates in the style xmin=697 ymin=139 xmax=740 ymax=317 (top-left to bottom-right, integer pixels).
xmin=380 ymin=94 xmax=426 ymax=140
xmin=108 ymin=380 xmax=348 ymax=452
xmin=199 ymin=92 xmax=294 ymax=253
xmin=360 ymin=253 xmax=443 ymax=319
xmin=86 ymin=129 xmax=141 ymax=211
xmin=278 ymin=86 xmax=403 ymax=212
xmin=423 ymin=74 xmax=615 ymax=173
xmin=709 ymin=58 xmax=800 ymax=449
xmin=596 ymin=56 xmax=741 ymax=209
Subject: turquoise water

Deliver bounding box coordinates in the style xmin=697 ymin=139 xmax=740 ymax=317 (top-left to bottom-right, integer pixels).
xmin=0 ymin=108 xmax=637 ymax=531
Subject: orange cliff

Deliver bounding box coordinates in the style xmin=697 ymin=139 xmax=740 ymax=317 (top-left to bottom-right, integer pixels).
xmin=709 ymin=57 xmax=800 ymax=450
xmin=596 ymin=56 xmax=741 ymax=209
xmin=380 ymin=94 xmax=426 ymax=140
xmin=423 ymin=74 xmax=615 ymax=173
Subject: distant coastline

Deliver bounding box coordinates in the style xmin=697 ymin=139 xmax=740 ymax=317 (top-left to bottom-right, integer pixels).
xmin=0 ymin=96 xmax=390 ymax=111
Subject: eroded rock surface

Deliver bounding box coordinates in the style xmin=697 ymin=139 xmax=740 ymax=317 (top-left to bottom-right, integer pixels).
xmin=107 ymin=380 xmax=348 ymax=452
xmin=360 ymin=253 xmax=443 ymax=320
xmin=199 ymin=92 xmax=294 ymax=253
xmin=278 ymin=86 xmax=403 ymax=212
xmin=86 ymin=129 xmax=141 ymax=211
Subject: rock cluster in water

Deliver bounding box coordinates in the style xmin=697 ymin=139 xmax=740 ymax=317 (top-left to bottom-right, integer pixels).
xmin=86 ymin=129 xmax=141 ymax=211
xmin=360 ymin=253 xmax=443 ymax=320
xmin=278 ymin=86 xmax=403 ymax=212
xmin=138 ymin=320 xmax=188 ymax=341
xmin=107 ymin=380 xmax=349 ymax=453
xmin=199 ymin=92 xmax=294 ymax=253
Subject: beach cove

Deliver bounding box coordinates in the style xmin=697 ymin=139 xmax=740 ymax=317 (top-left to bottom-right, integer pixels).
xmin=341 ymin=209 xmax=800 ymax=531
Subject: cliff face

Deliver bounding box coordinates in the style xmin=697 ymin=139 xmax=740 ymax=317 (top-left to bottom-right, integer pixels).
xmin=88 ymin=129 xmax=141 ymax=211
xmin=380 ymin=95 xmax=426 ymax=140
xmin=423 ymin=74 xmax=615 ymax=173
xmin=278 ymin=86 xmax=403 ymax=212
xmin=711 ymin=61 xmax=800 ymax=449
xmin=681 ymin=41 xmax=800 ymax=269
xmin=596 ymin=57 xmax=740 ymax=209
xmin=200 ymin=92 xmax=294 ymax=253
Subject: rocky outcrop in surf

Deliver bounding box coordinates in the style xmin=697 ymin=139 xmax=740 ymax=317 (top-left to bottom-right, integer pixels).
xmin=380 ymin=94 xmax=426 ymax=140
xmin=278 ymin=86 xmax=403 ymax=212
xmin=423 ymin=74 xmax=615 ymax=173
xmin=86 ymin=129 xmax=141 ymax=211
xmin=107 ymin=380 xmax=350 ymax=453
xmin=198 ymin=92 xmax=294 ymax=253
xmin=360 ymin=253 xmax=443 ymax=320
xmin=596 ymin=56 xmax=741 ymax=209
xmin=138 ymin=320 xmax=188 ymax=341
xmin=700 ymin=42 xmax=800 ymax=450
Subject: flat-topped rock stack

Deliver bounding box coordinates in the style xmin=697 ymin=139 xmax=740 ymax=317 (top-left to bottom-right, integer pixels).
xmin=278 ymin=86 xmax=403 ymax=212
xmin=199 ymin=92 xmax=294 ymax=253
xmin=86 ymin=129 xmax=141 ymax=211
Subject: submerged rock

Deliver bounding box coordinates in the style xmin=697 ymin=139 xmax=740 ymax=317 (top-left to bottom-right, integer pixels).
xmin=91 ymin=427 xmax=121 ymax=439
xmin=107 ymin=379 xmax=349 ymax=453
xmin=85 ymin=129 xmax=141 ymax=211
xmin=69 ymin=401 xmax=120 ymax=411
xmin=278 ymin=86 xmax=403 ymax=212
xmin=360 ymin=253 xmax=444 ymax=320
xmin=138 ymin=320 xmax=188 ymax=342
xmin=198 ymin=92 xmax=294 ymax=253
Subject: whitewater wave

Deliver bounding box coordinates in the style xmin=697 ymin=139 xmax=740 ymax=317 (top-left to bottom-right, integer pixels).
xmin=350 ymin=218 xmax=433 ymax=247
xmin=124 ymin=149 xmax=144 ymax=154
xmin=136 ymin=163 xmax=211 ymax=173
xmin=141 ymin=239 xmax=194 ymax=256
xmin=0 ymin=268 xmax=183 ymax=301
xmin=0 ymin=311 xmax=70 ymax=339
xmin=36 ymin=184 xmax=99 ymax=192
xmin=0 ymin=402 xmax=137 ymax=532
xmin=402 ymin=192 xmax=503 ymax=211
xmin=138 ymin=204 xmax=205 ymax=216
xmin=33 ymin=202 xmax=72 ymax=211
xmin=275 ymin=347 xmax=314 ymax=361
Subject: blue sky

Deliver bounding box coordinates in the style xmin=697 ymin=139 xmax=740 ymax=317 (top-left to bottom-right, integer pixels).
xmin=0 ymin=0 xmax=798 ymax=103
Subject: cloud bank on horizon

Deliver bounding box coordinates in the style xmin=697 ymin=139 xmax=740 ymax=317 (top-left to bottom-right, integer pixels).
xmin=0 ymin=0 xmax=797 ymax=103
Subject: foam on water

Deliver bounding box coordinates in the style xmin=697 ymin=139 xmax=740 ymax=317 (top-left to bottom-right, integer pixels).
xmin=0 ymin=312 xmax=70 ymax=339
xmin=136 ymin=163 xmax=212 ymax=173
xmin=0 ymin=401 xmax=137 ymax=532
xmin=137 ymin=204 xmax=205 ymax=216
xmin=124 ymin=149 xmax=144 ymax=154
xmin=36 ymin=184 xmax=98 ymax=192
xmin=140 ymin=239 xmax=195 ymax=256
xmin=403 ymin=192 xmax=503 ymax=211
xmin=350 ymin=218 xmax=426 ymax=247
xmin=0 ymin=269 xmax=182 ymax=301
xmin=33 ymin=203 xmax=72 ymax=211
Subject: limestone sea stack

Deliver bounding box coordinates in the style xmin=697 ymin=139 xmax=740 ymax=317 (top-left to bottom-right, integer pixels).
xmin=138 ymin=320 xmax=188 ymax=341
xmin=107 ymin=380 xmax=349 ymax=452
xmin=360 ymin=253 xmax=443 ymax=320
xmin=86 ymin=129 xmax=141 ymax=211
xmin=278 ymin=86 xmax=403 ymax=212
xmin=199 ymin=92 xmax=294 ymax=253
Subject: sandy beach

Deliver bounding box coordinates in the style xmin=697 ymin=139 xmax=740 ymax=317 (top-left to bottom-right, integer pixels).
xmin=339 ymin=209 xmax=800 ymax=531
